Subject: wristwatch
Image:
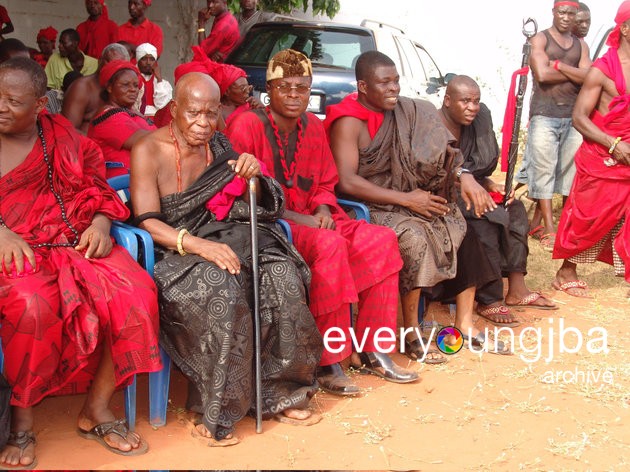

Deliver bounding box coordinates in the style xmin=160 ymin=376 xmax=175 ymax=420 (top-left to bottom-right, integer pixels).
xmin=456 ymin=167 xmax=471 ymax=180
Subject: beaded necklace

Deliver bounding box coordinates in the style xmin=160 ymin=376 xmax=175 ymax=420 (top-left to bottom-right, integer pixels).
xmin=266 ymin=107 xmax=302 ymax=188
xmin=169 ymin=122 xmax=211 ymax=192
xmin=0 ymin=122 xmax=80 ymax=248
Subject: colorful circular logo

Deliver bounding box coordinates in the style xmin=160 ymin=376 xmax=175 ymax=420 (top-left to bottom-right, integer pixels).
xmin=436 ymin=326 xmax=464 ymax=355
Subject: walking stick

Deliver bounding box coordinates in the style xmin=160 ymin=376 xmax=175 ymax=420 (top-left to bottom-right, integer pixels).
xmin=248 ymin=176 xmax=263 ymax=434
xmin=503 ymin=17 xmax=538 ymax=207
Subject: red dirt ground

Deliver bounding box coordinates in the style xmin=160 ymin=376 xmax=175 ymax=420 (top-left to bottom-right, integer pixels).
xmin=23 ymin=266 xmax=629 ymax=471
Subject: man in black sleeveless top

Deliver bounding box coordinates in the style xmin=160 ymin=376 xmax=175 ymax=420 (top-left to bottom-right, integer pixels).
xmin=515 ymin=0 xmax=591 ymax=252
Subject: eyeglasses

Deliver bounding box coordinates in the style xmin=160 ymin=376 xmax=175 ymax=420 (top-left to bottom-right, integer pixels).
xmin=273 ymin=83 xmax=311 ymax=95
xmin=232 ymin=83 xmax=253 ymax=93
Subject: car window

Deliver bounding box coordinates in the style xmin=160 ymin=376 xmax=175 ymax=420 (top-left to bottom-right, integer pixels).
xmin=373 ymin=32 xmax=404 ymax=74
xmin=230 ymin=26 xmax=374 ymax=70
xmin=395 ymin=37 xmax=427 ymax=82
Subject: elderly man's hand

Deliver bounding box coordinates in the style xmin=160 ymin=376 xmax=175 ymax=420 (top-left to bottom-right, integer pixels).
xmin=193 ymin=238 xmax=241 ymax=274
xmin=0 ymin=226 xmax=36 ymax=276
xmin=229 ymin=153 xmax=261 ymax=179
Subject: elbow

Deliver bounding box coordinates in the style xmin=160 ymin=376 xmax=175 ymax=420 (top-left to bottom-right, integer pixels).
xmin=335 ymin=176 xmax=355 ymax=196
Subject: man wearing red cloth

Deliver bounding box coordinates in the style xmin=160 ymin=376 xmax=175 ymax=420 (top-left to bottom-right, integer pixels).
xmin=118 ymin=0 xmax=163 ymax=57
xmin=553 ymin=1 xmax=630 ymax=297
xmin=77 ymin=0 xmax=119 ymax=59
xmin=198 ymin=0 xmax=240 ymax=62
xmin=226 ymin=49 xmax=419 ymax=395
xmin=0 ymin=57 xmax=161 ymax=468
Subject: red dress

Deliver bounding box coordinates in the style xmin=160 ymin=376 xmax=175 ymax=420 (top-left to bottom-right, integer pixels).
xmin=0 ymin=114 xmax=161 ymax=407
xmin=225 ymin=110 xmax=403 ymax=365
xmin=87 ymin=107 xmax=156 ymax=178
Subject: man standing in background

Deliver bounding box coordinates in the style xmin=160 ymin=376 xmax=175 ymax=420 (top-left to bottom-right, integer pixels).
xmin=198 ymin=0 xmax=240 ymax=62
xmin=573 ymin=2 xmax=592 ymax=39
xmin=235 ymin=0 xmax=275 ymax=38
xmin=77 ymin=0 xmax=119 ymax=59
xmin=118 ymin=0 xmax=163 ymax=57
xmin=516 ymin=0 xmax=591 ymax=252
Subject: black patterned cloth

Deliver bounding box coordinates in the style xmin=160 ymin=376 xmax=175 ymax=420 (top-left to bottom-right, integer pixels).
xmin=153 ymin=133 xmax=322 ymax=440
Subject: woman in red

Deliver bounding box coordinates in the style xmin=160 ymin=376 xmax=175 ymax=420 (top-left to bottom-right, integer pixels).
xmin=87 ymin=60 xmax=155 ymax=178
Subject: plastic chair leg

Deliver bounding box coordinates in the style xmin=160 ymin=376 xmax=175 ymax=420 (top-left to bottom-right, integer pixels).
xmin=124 ymin=375 xmax=137 ymax=431
xmin=149 ymin=346 xmax=172 ymax=427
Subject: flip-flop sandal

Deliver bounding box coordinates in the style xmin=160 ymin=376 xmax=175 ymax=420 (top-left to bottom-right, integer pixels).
xmin=274 ymin=412 xmax=322 ymax=426
xmin=463 ymin=332 xmax=513 ymax=355
xmin=77 ymin=418 xmax=148 ymax=456
xmin=506 ymin=291 xmax=558 ymax=310
xmin=476 ymin=304 xmax=521 ymax=327
xmin=540 ymin=232 xmax=556 ymax=252
xmin=551 ymin=279 xmax=592 ymax=298
xmin=528 ymin=224 xmax=544 ymax=240
xmin=403 ymin=338 xmax=447 ymax=364
xmin=0 ymin=431 xmax=37 ymax=470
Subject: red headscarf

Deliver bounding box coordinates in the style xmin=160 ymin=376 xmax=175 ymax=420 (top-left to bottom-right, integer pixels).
xmin=553 ymin=1 xmax=579 ymax=8
xmin=174 ymin=46 xmax=247 ymax=95
xmin=608 ymin=0 xmax=630 ymax=49
xmin=37 ymin=26 xmax=58 ymax=45
xmin=143 ymin=0 xmax=152 ymax=6
xmin=99 ymin=60 xmax=141 ymax=88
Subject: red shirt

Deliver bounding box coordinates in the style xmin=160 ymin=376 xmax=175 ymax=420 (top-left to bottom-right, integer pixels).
xmin=77 ymin=15 xmax=119 ymax=59
xmin=200 ymin=12 xmax=239 ymax=61
xmin=118 ymin=18 xmax=163 ymax=57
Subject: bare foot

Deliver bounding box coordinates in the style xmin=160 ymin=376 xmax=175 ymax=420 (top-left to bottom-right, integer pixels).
xmin=283 ymin=408 xmax=312 ymax=421
xmin=77 ymin=409 xmax=142 ymax=454
xmin=191 ymin=422 xmax=239 ymax=446
xmin=0 ymin=407 xmax=36 ymax=469
xmin=275 ymin=408 xmax=322 ymax=426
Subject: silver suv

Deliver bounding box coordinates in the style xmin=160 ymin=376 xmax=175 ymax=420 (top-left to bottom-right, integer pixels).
xmin=226 ymin=18 xmax=451 ymax=118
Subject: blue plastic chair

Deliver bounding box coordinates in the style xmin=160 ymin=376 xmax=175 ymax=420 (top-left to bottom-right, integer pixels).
xmin=0 ymin=224 xmax=141 ymax=430
xmin=108 ymin=174 xmax=171 ymax=427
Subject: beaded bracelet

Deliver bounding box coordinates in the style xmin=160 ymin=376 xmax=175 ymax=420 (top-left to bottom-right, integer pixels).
xmin=177 ymin=228 xmax=189 ymax=256
xmin=608 ymin=136 xmax=622 ymax=155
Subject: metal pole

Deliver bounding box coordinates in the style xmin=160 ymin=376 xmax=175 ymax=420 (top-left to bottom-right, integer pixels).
xmin=504 ymin=17 xmax=538 ymax=206
xmin=248 ymin=176 xmax=263 ymax=434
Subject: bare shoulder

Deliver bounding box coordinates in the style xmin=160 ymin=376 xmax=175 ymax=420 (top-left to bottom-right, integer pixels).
xmin=329 ymin=115 xmax=365 ymax=138
xmin=133 ymin=127 xmax=170 ymax=161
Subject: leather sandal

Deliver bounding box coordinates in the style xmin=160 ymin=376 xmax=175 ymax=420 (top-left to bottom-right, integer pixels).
xmin=316 ymin=363 xmax=360 ymax=396
xmin=353 ymin=352 xmax=419 ymax=384
xmin=77 ymin=418 xmax=148 ymax=456
xmin=0 ymin=431 xmax=37 ymax=470
xmin=403 ymin=338 xmax=447 ymax=364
